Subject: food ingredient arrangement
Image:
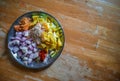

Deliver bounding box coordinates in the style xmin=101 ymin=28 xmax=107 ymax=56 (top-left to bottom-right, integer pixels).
xmin=8 ymin=13 xmax=63 ymax=65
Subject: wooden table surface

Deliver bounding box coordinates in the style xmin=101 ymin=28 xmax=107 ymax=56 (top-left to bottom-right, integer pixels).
xmin=0 ymin=0 xmax=120 ymax=81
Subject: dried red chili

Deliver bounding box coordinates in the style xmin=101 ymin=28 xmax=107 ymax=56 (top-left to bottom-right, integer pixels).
xmin=39 ymin=50 xmax=47 ymax=61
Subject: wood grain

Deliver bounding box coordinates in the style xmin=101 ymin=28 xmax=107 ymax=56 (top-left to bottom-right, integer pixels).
xmin=0 ymin=0 xmax=120 ymax=81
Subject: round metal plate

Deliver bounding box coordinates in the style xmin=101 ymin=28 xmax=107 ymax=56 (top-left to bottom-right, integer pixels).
xmin=7 ymin=11 xmax=65 ymax=69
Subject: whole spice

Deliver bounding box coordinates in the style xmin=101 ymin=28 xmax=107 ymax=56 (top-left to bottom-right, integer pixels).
xmin=39 ymin=50 xmax=47 ymax=61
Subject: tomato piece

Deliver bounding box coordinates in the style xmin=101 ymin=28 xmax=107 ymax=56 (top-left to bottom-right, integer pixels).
xmin=39 ymin=50 xmax=47 ymax=61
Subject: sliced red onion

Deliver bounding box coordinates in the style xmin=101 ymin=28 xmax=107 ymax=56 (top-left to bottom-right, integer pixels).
xmin=29 ymin=52 xmax=38 ymax=59
xmin=21 ymin=37 xmax=27 ymax=42
xmin=13 ymin=40 xmax=20 ymax=45
xmin=16 ymin=32 xmax=22 ymax=35
xmin=27 ymin=58 xmax=32 ymax=64
xmin=28 ymin=45 xmax=34 ymax=50
xmin=29 ymin=54 xmax=34 ymax=59
xmin=21 ymin=42 xmax=26 ymax=46
xmin=8 ymin=40 xmax=19 ymax=46
xmin=31 ymin=43 xmax=36 ymax=47
xmin=12 ymin=46 xmax=19 ymax=53
xmin=15 ymin=36 xmax=21 ymax=41
xmin=24 ymin=53 xmax=29 ymax=56
xmin=20 ymin=54 xmax=26 ymax=59
xmin=27 ymin=51 xmax=33 ymax=54
xmin=16 ymin=32 xmax=22 ymax=37
xmin=23 ymin=57 xmax=29 ymax=61
xmin=20 ymin=46 xmax=28 ymax=54
xmin=8 ymin=41 xmax=14 ymax=49
xmin=25 ymin=40 xmax=31 ymax=45
xmin=26 ymin=54 xmax=30 ymax=57
xmin=28 ymin=38 xmax=33 ymax=41
xmin=17 ymin=51 xmax=23 ymax=57
xmin=10 ymin=37 xmax=16 ymax=40
xmin=23 ymin=31 xmax=29 ymax=37
xmin=33 ymin=48 xmax=37 ymax=52
xmin=33 ymin=52 xmax=39 ymax=59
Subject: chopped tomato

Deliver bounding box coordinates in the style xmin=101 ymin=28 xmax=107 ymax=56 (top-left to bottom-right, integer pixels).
xmin=39 ymin=50 xmax=47 ymax=61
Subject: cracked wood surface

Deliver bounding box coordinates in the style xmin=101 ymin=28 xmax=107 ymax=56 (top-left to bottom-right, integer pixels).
xmin=0 ymin=0 xmax=120 ymax=81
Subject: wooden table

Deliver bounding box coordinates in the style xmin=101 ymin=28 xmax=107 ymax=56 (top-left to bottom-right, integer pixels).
xmin=0 ymin=0 xmax=120 ymax=81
